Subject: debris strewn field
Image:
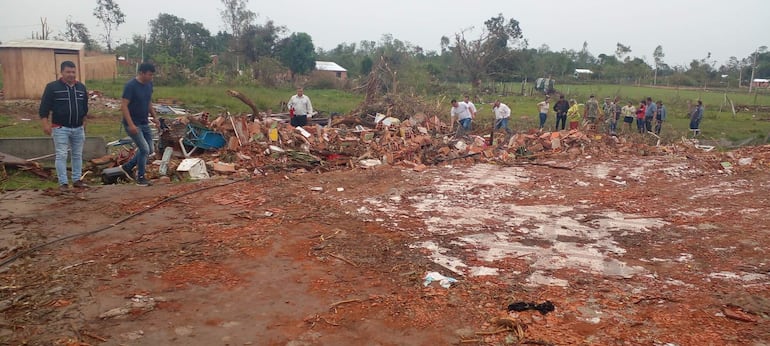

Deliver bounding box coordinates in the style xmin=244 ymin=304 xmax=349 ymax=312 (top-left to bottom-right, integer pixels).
xmin=1 ymin=93 xmax=770 ymax=345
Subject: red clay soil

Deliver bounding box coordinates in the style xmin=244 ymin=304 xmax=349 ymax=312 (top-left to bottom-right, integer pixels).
xmin=1 ymin=146 xmax=769 ymax=345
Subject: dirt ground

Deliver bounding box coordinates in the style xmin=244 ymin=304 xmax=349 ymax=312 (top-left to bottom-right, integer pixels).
xmin=1 ymin=143 xmax=770 ymax=346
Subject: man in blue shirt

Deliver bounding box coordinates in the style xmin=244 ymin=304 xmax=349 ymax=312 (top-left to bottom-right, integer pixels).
xmin=689 ymin=100 xmax=704 ymax=136
xmin=644 ymin=97 xmax=657 ymax=133
xmin=118 ymin=63 xmax=158 ymax=186
xmin=654 ymin=100 xmax=667 ymax=135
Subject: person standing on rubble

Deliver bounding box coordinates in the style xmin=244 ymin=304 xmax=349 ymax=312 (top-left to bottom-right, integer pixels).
xmin=450 ymin=99 xmax=473 ymax=133
xmin=118 ymin=63 xmax=158 ymax=187
xmin=288 ymin=87 xmax=313 ymax=127
xmin=655 ymin=100 xmax=667 ymax=135
xmin=584 ymin=95 xmax=600 ymax=126
xmin=463 ymin=95 xmax=477 ymax=127
xmin=567 ymin=99 xmax=581 ymax=130
xmin=604 ymin=98 xmax=620 ymax=136
xmin=39 ymin=61 xmax=89 ymax=191
xmin=553 ymin=94 xmax=569 ymax=130
xmin=536 ymin=95 xmax=550 ymax=130
xmin=636 ymin=99 xmax=647 ymax=134
xmin=621 ymin=101 xmax=635 ymax=133
xmin=644 ymin=96 xmax=657 ymax=133
xmin=493 ymin=99 xmax=513 ymax=136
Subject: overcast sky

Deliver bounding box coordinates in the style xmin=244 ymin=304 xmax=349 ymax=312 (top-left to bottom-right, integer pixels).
xmin=1 ymin=0 xmax=768 ymax=67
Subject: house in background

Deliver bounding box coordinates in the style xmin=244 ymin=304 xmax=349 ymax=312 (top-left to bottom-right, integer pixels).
xmin=0 ymin=39 xmax=116 ymax=99
xmin=0 ymin=40 xmax=84 ymax=99
xmin=573 ymin=68 xmax=594 ymax=79
xmin=751 ymin=78 xmax=769 ymax=88
xmin=83 ymin=50 xmax=117 ymax=81
xmin=314 ymin=61 xmax=348 ymax=80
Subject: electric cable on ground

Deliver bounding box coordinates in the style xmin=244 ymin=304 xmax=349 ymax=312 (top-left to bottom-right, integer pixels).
xmin=0 ymin=177 xmax=250 ymax=268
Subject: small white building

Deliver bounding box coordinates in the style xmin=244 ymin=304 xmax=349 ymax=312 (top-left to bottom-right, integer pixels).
xmin=573 ymin=68 xmax=594 ymax=79
xmin=314 ymin=61 xmax=348 ymax=80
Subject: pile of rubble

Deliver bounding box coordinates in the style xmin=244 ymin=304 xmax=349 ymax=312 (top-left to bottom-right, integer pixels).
xmin=82 ymin=111 xmax=674 ymax=182
xmin=85 ymin=90 xmax=770 ymax=182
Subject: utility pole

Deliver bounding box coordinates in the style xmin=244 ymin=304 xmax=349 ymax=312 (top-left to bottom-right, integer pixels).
xmin=749 ymin=49 xmax=758 ymax=93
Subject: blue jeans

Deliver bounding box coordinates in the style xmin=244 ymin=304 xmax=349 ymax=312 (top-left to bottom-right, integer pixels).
xmin=52 ymin=126 xmax=85 ymax=185
xmin=123 ymin=124 xmax=154 ymax=179
xmin=495 ymin=117 xmax=512 ymax=134
xmin=458 ymin=118 xmax=472 ymax=130
xmin=689 ymin=117 xmax=701 ymax=130
xmin=538 ymin=113 xmax=547 ymax=128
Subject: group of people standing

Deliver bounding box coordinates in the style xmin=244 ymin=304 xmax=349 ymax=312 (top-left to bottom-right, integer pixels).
xmin=450 ymin=93 xmax=706 ymax=139
xmin=543 ymin=94 xmax=704 ymax=136
xmin=617 ymin=97 xmax=668 ymax=135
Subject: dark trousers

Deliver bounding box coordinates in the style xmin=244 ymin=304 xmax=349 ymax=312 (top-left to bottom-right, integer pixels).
xmin=644 ymin=116 xmax=653 ymax=132
xmin=555 ymin=113 xmax=567 ymax=130
xmin=290 ymin=114 xmax=308 ymax=127
xmin=636 ymin=118 xmax=645 ymax=133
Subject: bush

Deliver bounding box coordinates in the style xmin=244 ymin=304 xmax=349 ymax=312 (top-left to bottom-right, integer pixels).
xmin=252 ymin=58 xmax=289 ymax=88
xmin=306 ymin=71 xmax=348 ymax=90
xmin=668 ymin=73 xmax=698 ymax=87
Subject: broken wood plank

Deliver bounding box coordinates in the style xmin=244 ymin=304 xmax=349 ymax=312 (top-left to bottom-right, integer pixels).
xmin=227 ymin=89 xmax=261 ymax=121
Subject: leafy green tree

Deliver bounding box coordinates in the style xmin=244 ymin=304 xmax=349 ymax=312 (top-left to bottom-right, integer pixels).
xmin=240 ymin=20 xmax=285 ymax=64
xmin=277 ymin=32 xmax=316 ymax=79
xmin=148 ymin=14 xmax=185 ymax=59
xmin=58 ymin=17 xmax=99 ymax=51
xmin=219 ymin=0 xmax=256 ymax=70
xmin=147 ymin=14 xmax=213 ymax=70
xmin=360 ymin=56 xmax=373 ymax=76
xmin=316 ymin=42 xmax=360 ymax=78
xmin=219 ymin=0 xmax=255 ymax=39
xmin=448 ymin=13 xmax=524 ymax=87
xmin=615 ymin=42 xmax=631 ymax=62
xmin=93 ymin=0 xmax=125 ymax=53
xmin=653 ymin=45 xmax=665 ymax=85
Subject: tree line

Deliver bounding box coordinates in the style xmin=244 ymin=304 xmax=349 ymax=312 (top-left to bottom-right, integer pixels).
xmin=44 ymin=0 xmax=770 ymax=90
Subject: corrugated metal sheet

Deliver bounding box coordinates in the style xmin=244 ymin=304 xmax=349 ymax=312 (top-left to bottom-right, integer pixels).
xmin=0 ymin=39 xmax=84 ymax=51
xmin=315 ymin=61 xmax=347 ymax=72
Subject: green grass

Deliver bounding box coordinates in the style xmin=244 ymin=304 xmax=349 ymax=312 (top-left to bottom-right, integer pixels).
xmin=0 ymin=114 xmax=125 ymax=140
xmin=1 ymin=168 xmax=58 ymax=191
xmin=463 ymin=83 xmax=770 ymax=146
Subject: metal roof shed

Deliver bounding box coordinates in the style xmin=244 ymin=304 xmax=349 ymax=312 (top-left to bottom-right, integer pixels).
xmin=315 ymin=61 xmax=347 ymax=72
xmin=0 ymin=40 xmax=85 ymax=99
xmin=314 ymin=61 xmax=348 ymax=80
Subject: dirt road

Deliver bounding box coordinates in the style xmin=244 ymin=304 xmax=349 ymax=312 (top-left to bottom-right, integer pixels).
xmin=1 ymin=150 xmax=769 ymax=345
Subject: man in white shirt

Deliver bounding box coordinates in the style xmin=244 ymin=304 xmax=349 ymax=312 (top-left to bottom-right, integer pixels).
xmin=450 ymin=99 xmax=472 ymax=132
xmin=493 ymin=99 xmax=512 ymax=135
xmin=287 ymin=87 xmax=313 ymax=127
xmin=464 ymin=95 xmax=477 ymax=121
xmin=536 ymin=96 xmax=550 ymax=130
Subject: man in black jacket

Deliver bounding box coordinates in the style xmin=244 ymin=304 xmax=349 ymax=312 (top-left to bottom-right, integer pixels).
xmin=553 ymin=94 xmax=569 ymax=130
xmin=39 ymin=61 xmax=89 ymax=190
